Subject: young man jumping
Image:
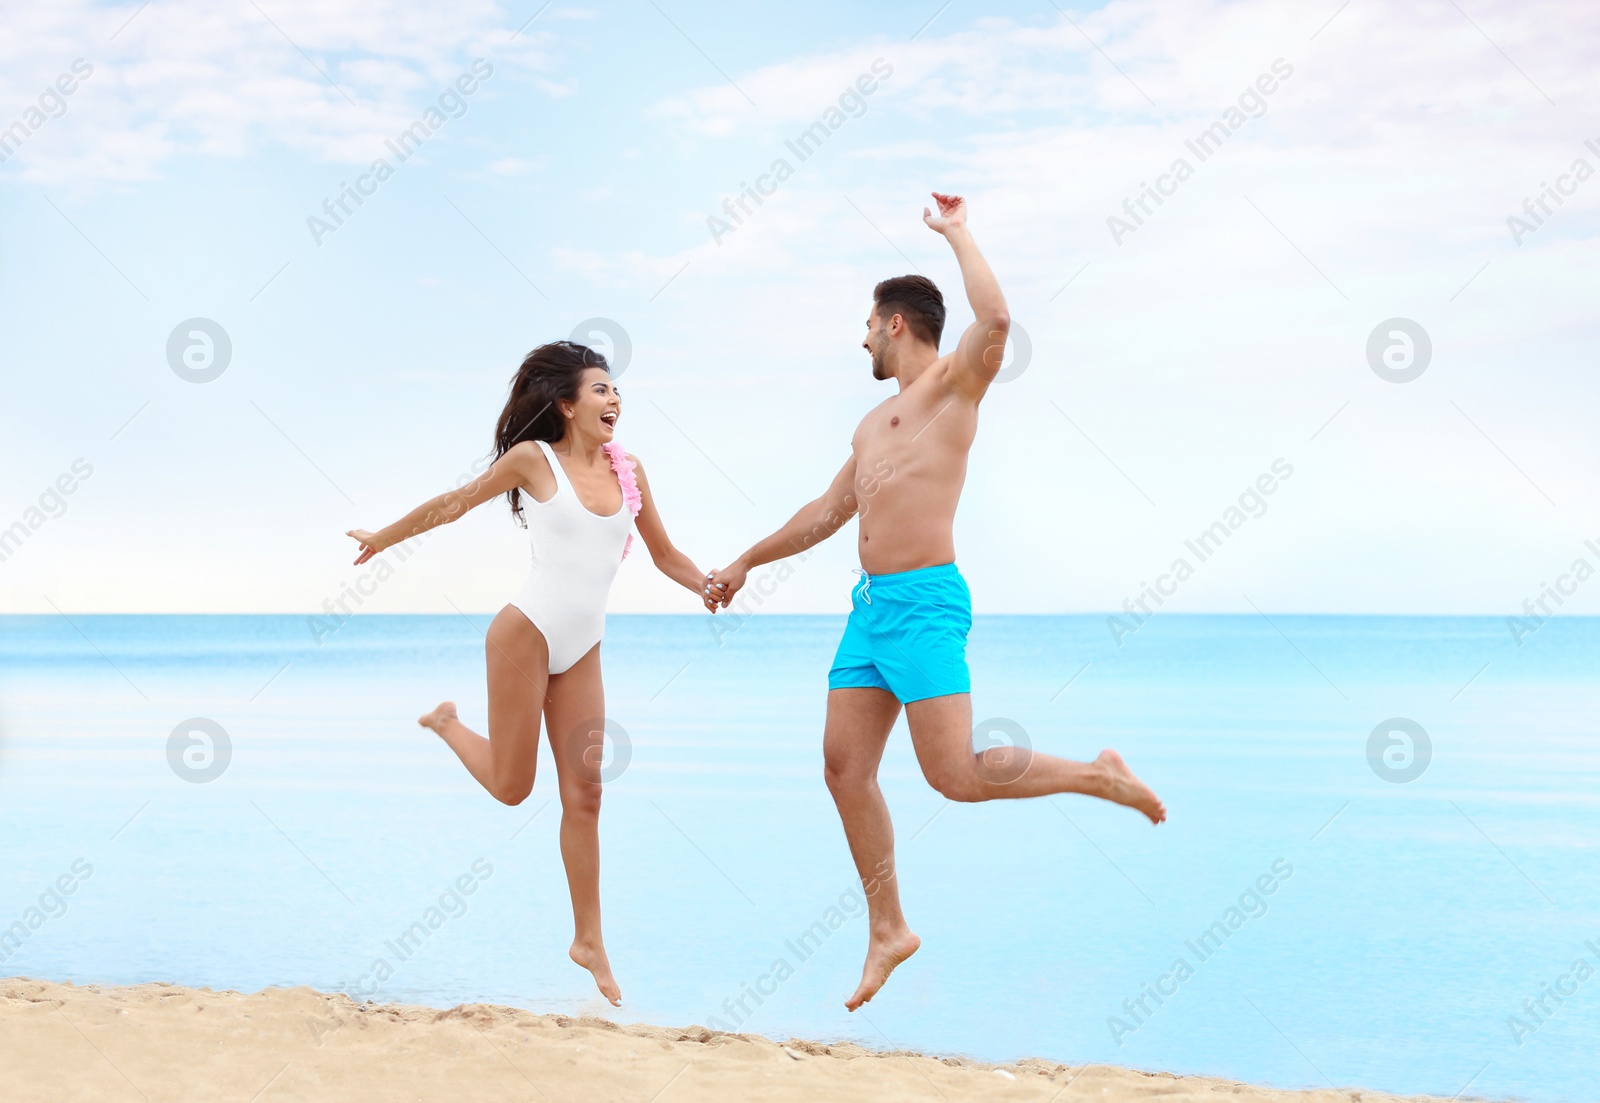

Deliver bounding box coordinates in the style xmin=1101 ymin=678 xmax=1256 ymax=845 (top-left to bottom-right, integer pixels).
xmin=705 ymin=192 xmax=1166 ymax=1011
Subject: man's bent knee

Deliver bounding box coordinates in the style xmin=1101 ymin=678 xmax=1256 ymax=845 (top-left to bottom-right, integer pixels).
xmin=927 ymin=762 xmax=985 ymax=803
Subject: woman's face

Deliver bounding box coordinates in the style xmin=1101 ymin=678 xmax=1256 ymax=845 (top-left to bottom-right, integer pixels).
xmin=563 ymin=367 xmax=620 ymax=441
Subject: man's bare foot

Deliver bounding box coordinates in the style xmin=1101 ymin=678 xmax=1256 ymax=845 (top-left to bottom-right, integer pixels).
xmin=1095 ymin=749 xmax=1167 ymax=824
xmin=570 ymin=940 xmax=622 ymax=1007
xmin=418 ymin=702 xmax=457 ymax=734
xmin=845 ymin=927 xmax=920 ymax=1011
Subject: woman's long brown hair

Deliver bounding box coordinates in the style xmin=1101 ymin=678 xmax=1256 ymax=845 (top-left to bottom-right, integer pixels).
xmin=493 ymin=340 xmax=609 ymax=523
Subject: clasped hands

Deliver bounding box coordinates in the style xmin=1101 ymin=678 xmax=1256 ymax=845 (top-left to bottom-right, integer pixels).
xmin=700 ymin=561 xmax=746 ymax=614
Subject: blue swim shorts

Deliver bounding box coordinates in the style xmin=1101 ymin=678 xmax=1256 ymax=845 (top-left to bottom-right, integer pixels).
xmin=828 ymin=563 xmax=972 ymax=703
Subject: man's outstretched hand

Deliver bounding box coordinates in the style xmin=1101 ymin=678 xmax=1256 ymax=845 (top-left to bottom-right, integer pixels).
xmin=702 ymin=562 xmax=748 ymax=613
xmin=922 ymin=191 xmax=967 ymax=235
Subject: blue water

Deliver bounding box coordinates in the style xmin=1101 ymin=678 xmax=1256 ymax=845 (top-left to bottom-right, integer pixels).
xmin=1 ymin=612 xmax=1596 ymax=1101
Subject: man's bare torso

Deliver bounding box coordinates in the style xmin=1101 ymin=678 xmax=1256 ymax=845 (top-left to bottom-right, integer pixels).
xmin=851 ymin=356 xmax=980 ymax=575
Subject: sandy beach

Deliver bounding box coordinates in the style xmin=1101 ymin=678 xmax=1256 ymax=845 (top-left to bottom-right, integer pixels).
xmin=2 ymin=977 xmax=1475 ymax=1103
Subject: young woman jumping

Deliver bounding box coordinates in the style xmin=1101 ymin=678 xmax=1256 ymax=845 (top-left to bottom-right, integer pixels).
xmin=345 ymin=340 xmax=708 ymax=1005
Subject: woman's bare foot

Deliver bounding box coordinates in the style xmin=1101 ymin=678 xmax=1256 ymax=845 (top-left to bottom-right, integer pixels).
xmin=570 ymin=940 xmax=622 ymax=1007
xmin=1095 ymin=749 xmax=1167 ymax=824
xmin=418 ymin=702 xmax=457 ymax=734
xmin=845 ymin=927 xmax=921 ymax=1011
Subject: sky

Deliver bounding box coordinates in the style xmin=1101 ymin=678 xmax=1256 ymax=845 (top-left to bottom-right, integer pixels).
xmin=1 ymin=0 xmax=1596 ymax=616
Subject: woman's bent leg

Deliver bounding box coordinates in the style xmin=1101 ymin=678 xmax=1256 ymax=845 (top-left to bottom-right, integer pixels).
xmin=542 ymin=642 xmax=621 ymax=1005
xmin=421 ymin=606 xmax=549 ymax=806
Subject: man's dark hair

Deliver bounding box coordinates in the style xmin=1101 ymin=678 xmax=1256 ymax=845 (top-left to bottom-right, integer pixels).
xmin=872 ymin=275 xmax=945 ymax=347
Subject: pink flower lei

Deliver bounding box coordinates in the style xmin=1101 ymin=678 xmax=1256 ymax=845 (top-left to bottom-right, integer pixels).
xmin=602 ymin=442 xmax=642 ymax=559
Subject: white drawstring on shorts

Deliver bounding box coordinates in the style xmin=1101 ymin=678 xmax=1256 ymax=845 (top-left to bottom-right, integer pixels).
xmin=854 ymin=568 xmax=873 ymax=604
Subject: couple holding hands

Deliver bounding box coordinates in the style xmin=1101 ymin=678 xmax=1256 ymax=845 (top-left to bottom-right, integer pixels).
xmin=346 ymin=194 xmax=1165 ymax=1010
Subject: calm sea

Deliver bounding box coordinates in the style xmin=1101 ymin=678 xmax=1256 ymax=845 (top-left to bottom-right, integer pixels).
xmin=1 ymin=612 xmax=1595 ymax=1101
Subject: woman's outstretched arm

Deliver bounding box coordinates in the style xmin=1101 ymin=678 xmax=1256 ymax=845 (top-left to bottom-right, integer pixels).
xmin=346 ymin=442 xmax=545 ymax=564
xmin=628 ymin=455 xmax=706 ymax=599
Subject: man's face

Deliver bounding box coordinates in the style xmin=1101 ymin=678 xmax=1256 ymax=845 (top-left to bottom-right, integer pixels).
xmin=863 ymin=307 xmax=891 ymax=380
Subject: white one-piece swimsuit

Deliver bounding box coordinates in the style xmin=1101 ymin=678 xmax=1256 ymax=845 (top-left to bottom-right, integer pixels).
xmin=508 ymin=440 xmax=635 ymax=674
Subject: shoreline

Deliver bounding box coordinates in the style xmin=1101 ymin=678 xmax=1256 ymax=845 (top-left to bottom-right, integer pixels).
xmin=3 ymin=977 xmax=1483 ymax=1103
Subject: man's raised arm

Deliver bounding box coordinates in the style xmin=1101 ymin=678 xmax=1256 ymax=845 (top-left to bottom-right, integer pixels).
xmin=704 ymin=456 xmax=859 ymax=611
xmin=923 ymin=192 xmax=1009 ymax=400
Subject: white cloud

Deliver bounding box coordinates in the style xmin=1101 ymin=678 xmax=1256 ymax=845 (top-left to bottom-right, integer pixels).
xmin=484 ymin=155 xmax=534 ymax=175
xmin=550 ymin=244 xmax=697 ymax=290
xmin=0 ymin=0 xmax=560 ymax=183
